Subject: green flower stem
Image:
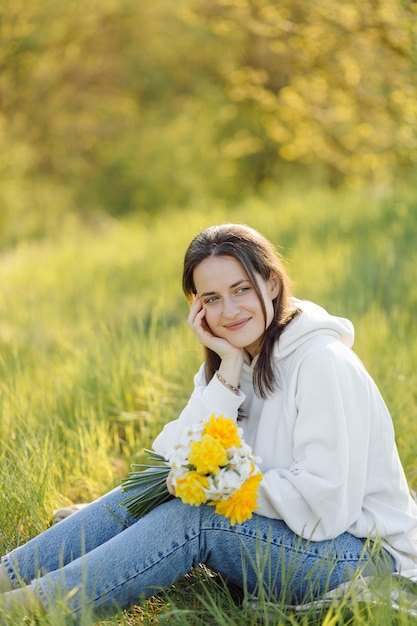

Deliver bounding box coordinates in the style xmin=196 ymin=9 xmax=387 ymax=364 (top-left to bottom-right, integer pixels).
xmin=120 ymin=450 xmax=174 ymax=518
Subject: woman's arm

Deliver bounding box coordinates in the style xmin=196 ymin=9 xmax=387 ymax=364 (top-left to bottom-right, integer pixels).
xmin=153 ymin=296 xmax=246 ymax=456
xmin=152 ymin=363 xmax=245 ymax=457
xmin=255 ymin=345 xmax=373 ymax=540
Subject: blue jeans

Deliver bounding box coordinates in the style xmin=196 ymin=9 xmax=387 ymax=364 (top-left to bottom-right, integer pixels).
xmin=2 ymin=486 xmax=395 ymax=621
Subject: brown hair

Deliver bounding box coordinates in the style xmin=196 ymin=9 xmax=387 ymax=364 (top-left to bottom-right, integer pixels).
xmin=182 ymin=223 xmax=299 ymax=398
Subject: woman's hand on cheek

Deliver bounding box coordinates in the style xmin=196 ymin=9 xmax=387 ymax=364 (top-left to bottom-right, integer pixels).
xmin=188 ymin=297 xmax=243 ymax=361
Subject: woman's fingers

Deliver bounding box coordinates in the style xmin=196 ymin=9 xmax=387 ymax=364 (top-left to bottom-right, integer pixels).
xmin=166 ymin=472 xmax=176 ymax=496
xmin=187 ymin=296 xmax=241 ymax=360
xmin=187 ymin=296 xmax=203 ymax=328
xmin=188 ymin=298 xmax=207 ymax=336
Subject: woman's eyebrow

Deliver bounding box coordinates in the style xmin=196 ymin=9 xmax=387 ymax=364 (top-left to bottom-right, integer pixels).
xmin=200 ymin=279 xmax=249 ymax=297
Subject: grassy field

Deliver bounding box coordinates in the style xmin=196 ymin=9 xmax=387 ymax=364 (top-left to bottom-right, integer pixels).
xmin=0 ymin=187 xmax=416 ymax=624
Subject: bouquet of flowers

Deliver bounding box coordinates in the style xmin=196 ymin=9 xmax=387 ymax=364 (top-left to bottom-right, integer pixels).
xmin=121 ymin=414 xmax=263 ymax=526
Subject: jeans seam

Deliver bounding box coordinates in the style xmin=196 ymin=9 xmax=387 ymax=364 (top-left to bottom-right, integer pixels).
xmin=200 ymin=520 xmax=372 ymax=565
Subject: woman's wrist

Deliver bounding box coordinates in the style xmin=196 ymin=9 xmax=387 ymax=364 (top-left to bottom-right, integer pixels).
xmin=215 ymin=371 xmax=240 ymax=395
xmin=216 ymin=352 xmax=243 ymax=393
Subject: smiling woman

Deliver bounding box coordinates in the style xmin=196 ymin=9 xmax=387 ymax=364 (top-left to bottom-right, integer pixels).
xmin=193 ymin=255 xmax=279 ymax=360
xmin=1 ymin=223 xmax=417 ymax=622
xmin=182 ymin=223 xmax=299 ymax=397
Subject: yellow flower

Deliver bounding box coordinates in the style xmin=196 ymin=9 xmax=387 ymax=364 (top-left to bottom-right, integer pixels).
xmin=203 ymin=414 xmax=241 ymax=449
xmin=188 ymin=434 xmax=229 ymax=474
xmin=213 ymin=473 xmax=263 ymax=525
xmin=175 ymin=472 xmax=209 ymax=506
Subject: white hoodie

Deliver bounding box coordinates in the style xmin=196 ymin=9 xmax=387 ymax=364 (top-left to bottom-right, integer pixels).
xmin=153 ymin=299 xmax=417 ymax=574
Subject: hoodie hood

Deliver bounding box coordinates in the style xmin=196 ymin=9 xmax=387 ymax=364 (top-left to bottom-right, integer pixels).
xmin=275 ymin=298 xmax=355 ymax=360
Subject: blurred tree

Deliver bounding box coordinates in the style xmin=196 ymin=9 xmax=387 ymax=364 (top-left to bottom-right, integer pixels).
xmin=0 ymin=0 xmax=416 ymax=246
xmin=0 ymin=0 xmax=235 ymax=243
xmin=194 ymin=0 xmax=417 ymax=187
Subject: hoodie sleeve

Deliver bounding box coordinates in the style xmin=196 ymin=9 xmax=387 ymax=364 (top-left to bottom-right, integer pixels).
xmin=255 ymin=341 xmax=372 ymax=540
xmin=152 ymin=363 xmax=246 ymax=457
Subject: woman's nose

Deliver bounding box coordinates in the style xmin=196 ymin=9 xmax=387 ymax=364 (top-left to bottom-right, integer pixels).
xmin=222 ymin=297 xmax=239 ymax=318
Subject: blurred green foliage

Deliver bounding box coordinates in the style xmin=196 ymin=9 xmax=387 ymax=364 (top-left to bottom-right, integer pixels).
xmin=199 ymin=0 xmax=417 ymax=187
xmin=0 ymin=0 xmax=416 ymax=246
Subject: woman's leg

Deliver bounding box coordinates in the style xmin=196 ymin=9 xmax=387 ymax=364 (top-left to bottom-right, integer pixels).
xmin=7 ymin=498 xmax=394 ymax=621
xmin=1 ymin=486 xmax=135 ymax=589
xmin=200 ymin=514 xmax=396 ymax=604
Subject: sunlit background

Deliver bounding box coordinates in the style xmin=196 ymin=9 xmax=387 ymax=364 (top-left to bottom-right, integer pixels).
xmin=1 ymin=0 xmax=416 ymax=246
xmin=1 ymin=3 xmax=417 ymax=622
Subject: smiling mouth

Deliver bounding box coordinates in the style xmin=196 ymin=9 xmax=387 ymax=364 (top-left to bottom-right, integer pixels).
xmin=224 ymin=318 xmax=251 ymax=330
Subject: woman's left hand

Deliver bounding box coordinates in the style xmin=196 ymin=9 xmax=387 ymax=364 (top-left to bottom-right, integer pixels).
xmin=166 ymin=471 xmax=176 ymax=496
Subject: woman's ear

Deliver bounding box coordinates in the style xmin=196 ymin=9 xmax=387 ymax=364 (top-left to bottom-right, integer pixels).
xmin=269 ymin=273 xmax=281 ymax=299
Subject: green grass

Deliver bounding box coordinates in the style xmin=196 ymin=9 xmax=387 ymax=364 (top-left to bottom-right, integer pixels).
xmin=0 ymin=186 xmax=417 ymax=623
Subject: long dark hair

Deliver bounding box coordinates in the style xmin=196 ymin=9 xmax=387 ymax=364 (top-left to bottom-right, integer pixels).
xmin=182 ymin=223 xmax=299 ymax=398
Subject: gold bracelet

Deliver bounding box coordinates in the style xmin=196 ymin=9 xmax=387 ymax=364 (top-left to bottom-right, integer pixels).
xmin=216 ymin=371 xmax=239 ymax=395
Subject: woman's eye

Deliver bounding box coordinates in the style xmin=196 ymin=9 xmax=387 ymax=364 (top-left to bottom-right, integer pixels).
xmin=205 ymin=296 xmax=218 ymax=304
xmin=237 ymin=286 xmax=250 ymax=294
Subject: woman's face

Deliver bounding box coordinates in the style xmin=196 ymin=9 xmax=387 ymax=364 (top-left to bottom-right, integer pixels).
xmin=193 ymin=255 xmax=279 ymax=358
